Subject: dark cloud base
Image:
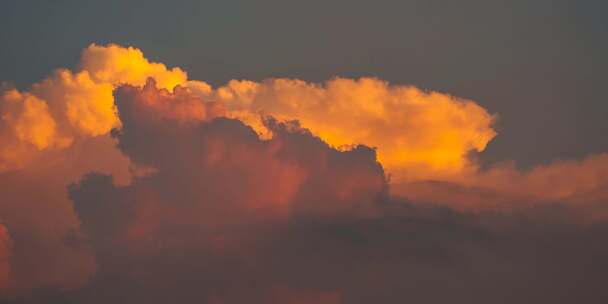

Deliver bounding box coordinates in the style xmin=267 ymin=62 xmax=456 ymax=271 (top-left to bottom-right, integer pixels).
xmin=6 ymin=204 xmax=608 ymax=304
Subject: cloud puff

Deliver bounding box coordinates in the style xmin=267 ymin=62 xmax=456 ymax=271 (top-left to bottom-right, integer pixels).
xmin=0 ymin=43 xmax=499 ymax=183
xmin=0 ymin=44 xmax=189 ymax=172
xmin=56 ymin=81 xmax=608 ymax=304
xmin=0 ymin=90 xmax=57 ymax=150
xmin=82 ymin=80 xmax=387 ymax=229
xmin=0 ymin=135 xmax=131 ymax=297
xmin=61 ymin=81 xmax=388 ymax=303
xmin=1 ymin=43 xmax=608 ymax=303
xmin=31 ymin=69 xmax=118 ymax=138
xmin=196 ymin=78 xmax=497 ymax=182
xmin=80 ymin=43 xmax=188 ymax=91
xmin=0 ymin=44 xmax=196 ymax=296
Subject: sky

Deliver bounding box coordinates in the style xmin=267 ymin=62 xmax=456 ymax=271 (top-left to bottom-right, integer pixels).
xmin=1 ymin=1 xmax=608 ymax=303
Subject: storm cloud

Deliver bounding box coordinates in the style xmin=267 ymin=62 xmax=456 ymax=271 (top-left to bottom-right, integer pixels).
xmin=0 ymin=44 xmax=607 ymax=303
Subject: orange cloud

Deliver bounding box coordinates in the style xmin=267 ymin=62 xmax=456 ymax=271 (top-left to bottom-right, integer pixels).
xmin=31 ymin=69 xmax=118 ymax=137
xmin=393 ymin=153 xmax=608 ymax=216
xmin=0 ymin=43 xmax=498 ymax=184
xmin=0 ymin=44 xmax=192 ymax=172
xmin=80 ymin=43 xmax=188 ymax=91
xmin=200 ymin=78 xmax=497 ymax=182
xmin=63 ymin=81 xmax=387 ymax=304
xmin=120 ymin=79 xmax=225 ymax=123
xmin=102 ymin=82 xmax=385 ymax=227
xmin=3 ymin=43 xmax=608 ymax=300
xmin=1 ymin=89 xmax=57 ymax=150
xmin=471 ymin=153 xmax=608 ymax=203
xmin=0 ymin=224 xmax=11 ymax=292
xmin=0 ymin=136 xmax=130 ymax=296
xmin=0 ymin=44 xmax=195 ymax=295
xmin=0 ymin=89 xmax=60 ymax=172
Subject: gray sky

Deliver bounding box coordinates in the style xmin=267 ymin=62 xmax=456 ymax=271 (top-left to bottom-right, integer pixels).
xmin=1 ymin=0 xmax=606 ymax=167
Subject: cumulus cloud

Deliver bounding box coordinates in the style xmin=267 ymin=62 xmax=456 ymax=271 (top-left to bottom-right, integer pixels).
xmin=1 ymin=43 xmax=608 ymax=303
xmin=31 ymin=69 xmax=118 ymax=138
xmin=56 ymin=80 xmax=607 ymax=304
xmin=0 ymin=90 xmax=58 ymax=151
xmin=193 ymin=78 xmax=497 ymax=182
xmin=0 ymin=44 xmax=195 ymax=296
xmin=0 ymin=43 xmax=189 ymax=172
xmin=57 ymin=81 xmax=387 ymax=303
xmin=0 ymin=135 xmax=131 ymax=297
xmin=96 ymin=80 xmax=386 ymax=226
xmin=80 ymin=43 xmax=188 ymax=91
xmin=0 ymin=43 xmax=499 ymax=182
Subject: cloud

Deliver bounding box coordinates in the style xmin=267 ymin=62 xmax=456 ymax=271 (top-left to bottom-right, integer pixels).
xmin=0 ymin=224 xmax=11 ymax=292
xmin=3 ymin=41 xmax=499 ymax=182
xmin=0 ymin=135 xmax=131 ymax=297
xmin=393 ymin=153 xmax=608 ymax=216
xmin=0 ymin=45 xmax=190 ymax=296
xmin=194 ymin=78 xmax=497 ymax=182
xmin=470 ymin=153 xmax=608 ymax=203
xmin=30 ymin=69 xmax=118 ymax=138
xmin=80 ymin=80 xmax=387 ymax=229
xmin=0 ymin=43 xmax=190 ymax=172
xmin=0 ymin=44 xmax=195 ymax=296
xmin=80 ymin=43 xmax=188 ymax=91
xmin=1 ymin=43 xmax=608 ymax=303
xmin=59 ymin=81 xmax=387 ymax=303
xmin=57 ymin=80 xmax=608 ymax=304
xmin=0 ymin=90 xmax=57 ymax=150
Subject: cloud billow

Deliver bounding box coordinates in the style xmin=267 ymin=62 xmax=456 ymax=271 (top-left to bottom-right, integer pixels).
xmin=1 ymin=44 xmax=608 ymax=303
